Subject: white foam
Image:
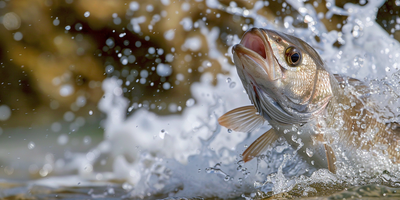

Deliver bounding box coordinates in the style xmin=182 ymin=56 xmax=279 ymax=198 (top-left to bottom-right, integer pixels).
xmin=29 ymin=0 xmax=400 ymax=198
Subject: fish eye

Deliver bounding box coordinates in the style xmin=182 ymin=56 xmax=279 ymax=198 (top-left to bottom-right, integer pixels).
xmin=285 ymin=47 xmax=302 ymax=67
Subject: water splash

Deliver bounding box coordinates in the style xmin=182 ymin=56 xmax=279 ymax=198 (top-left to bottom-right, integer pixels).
xmin=23 ymin=0 xmax=400 ymax=199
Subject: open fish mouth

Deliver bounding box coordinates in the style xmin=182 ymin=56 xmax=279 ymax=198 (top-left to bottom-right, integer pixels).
xmin=231 ymin=28 xmax=283 ymax=116
xmin=231 ymin=28 xmax=281 ymax=121
xmin=239 ymin=29 xmax=267 ymax=60
xmin=231 ymin=28 xmax=319 ymax=124
xmin=232 ymin=28 xmax=281 ymax=82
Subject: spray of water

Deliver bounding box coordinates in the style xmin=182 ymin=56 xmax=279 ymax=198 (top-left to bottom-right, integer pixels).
xmin=28 ymin=0 xmax=400 ymax=198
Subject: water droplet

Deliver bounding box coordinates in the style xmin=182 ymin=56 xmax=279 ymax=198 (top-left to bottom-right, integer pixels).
xmin=3 ymin=12 xmax=21 ymax=30
xmin=229 ymin=82 xmax=236 ymax=88
xmin=353 ymin=55 xmax=364 ymax=67
xmin=0 ymin=105 xmax=11 ymax=121
xmin=89 ymin=110 xmax=93 ymax=115
xmin=58 ymin=134 xmax=69 ymax=145
xmin=51 ymin=122 xmax=61 ymax=132
xmin=283 ymin=129 xmax=290 ymax=134
xmin=64 ymin=111 xmax=75 ymax=122
xmin=129 ymin=1 xmax=139 ymax=11
xmin=28 ymin=141 xmax=35 ymax=149
xmin=237 ymin=160 xmax=244 ymax=165
xmin=13 ymin=32 xmax=23 ymax=41
xmin=306 ymin=148 xmax=313 ymax=157
xmin=291 ymin=134 xmax=297 ymax=142
xmin=352 ymin=25 xmax=363 ymax=38
xmin=304 ymin=15 xmax=314 ymax=23
xmin=53 ymin=18 xmax=60 ymax=26
xmin=241 ymin=167 xmax=247 ymax=172
xmin=186 ymin=98 xmax=195 ymax=107
xmin=59 ymin=84 xmax=74 ymax=97
xmin=227 ymin=129 xmax=232 ymax=133
xmin=243 ymin=171 xmax=250 ymax=178
xmin=224 ymin=175 xmax=231 ymax=181
xmin=159 ymin=129 xmax=168 ymax=139
xmin=163 ymin=82 xmax=171 ymax=90
xmin=107 ymin=188 xmax=115 ymax=195
xmin=84 ymin=11 xmax=90 ymax=17
xmin=156 ymin=63 xmax=172 ymax=77
xmin=226 ymin=77 xmax=231 ymax=83
xmin=83 ymin=136 xmax=91 ymax=145
xmin=75 ymin=23 xmax=83 ymax=31
xmin=148 ymin=47 xmax=155 ymax=54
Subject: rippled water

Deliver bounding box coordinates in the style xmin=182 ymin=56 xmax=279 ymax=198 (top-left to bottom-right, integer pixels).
xmin=2 ymin=0 xmax=400 ymax=199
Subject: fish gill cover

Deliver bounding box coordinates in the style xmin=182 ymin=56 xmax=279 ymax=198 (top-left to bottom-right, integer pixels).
xmin=1 ymin=0 xmax=400 ymax=199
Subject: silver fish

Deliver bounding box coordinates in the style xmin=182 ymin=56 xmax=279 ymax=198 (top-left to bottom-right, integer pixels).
xmin=218 ymin=28 xmax=400 ymax=173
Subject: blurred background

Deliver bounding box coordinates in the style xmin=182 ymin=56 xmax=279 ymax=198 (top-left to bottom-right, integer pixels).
xmin=0 ymin=0 xmax=399 ymax=129
xmin=0 ymin=0 xmax=398 ymax=183
xmin=0 ymin=1 xmax=398 ymax=199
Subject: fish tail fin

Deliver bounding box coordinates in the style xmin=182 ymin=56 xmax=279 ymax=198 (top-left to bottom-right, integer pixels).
xmin=324 ymin=144 xmax=337 ymax=173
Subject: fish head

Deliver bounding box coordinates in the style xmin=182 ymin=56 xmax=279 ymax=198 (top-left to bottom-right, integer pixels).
xmin=232 ymin=28 xmax=333 ymax=124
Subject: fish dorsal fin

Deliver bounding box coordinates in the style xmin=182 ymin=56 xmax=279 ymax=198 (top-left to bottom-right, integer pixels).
xmin=218 ymin=106 xmax=265 ymax=133
xmin=324 ymin=144 xmax=337 ymax=174
xmin=333 ymin=74 xmax=370 ymax=99
xmin=333 ymin=74 xmax=366 ymax=87
xmin=242 ymin=128 xmax=280 ymax=162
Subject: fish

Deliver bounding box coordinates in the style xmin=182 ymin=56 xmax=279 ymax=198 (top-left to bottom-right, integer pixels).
xmin=218 ymin=28 xmax=400 ymax=173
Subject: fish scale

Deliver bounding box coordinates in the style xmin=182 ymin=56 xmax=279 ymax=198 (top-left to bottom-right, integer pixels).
xmin=218 ymin=28 xmax=400 ymax=173
xmin=330 ymin=74 xmax=400 ymax=163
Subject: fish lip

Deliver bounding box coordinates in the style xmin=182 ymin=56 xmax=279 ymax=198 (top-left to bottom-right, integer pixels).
xmin=239 ymin=28 xmax=268 ymax=59
xmin=232 ymin=44 xmax=266 ymax=68
xmin=232 ymin=28 xmax=281 ymax=81
xmin=233 ymin=28 xmax=271 ymax=63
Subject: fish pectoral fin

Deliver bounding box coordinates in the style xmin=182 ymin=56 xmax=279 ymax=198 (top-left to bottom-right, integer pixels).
xmin=324 ymin=144 xmax=336 ymax=174
xmin=218 ymin=105 xmax=265 ymax=133
xmin=242 ymin=128 xmax=279 ymax=162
